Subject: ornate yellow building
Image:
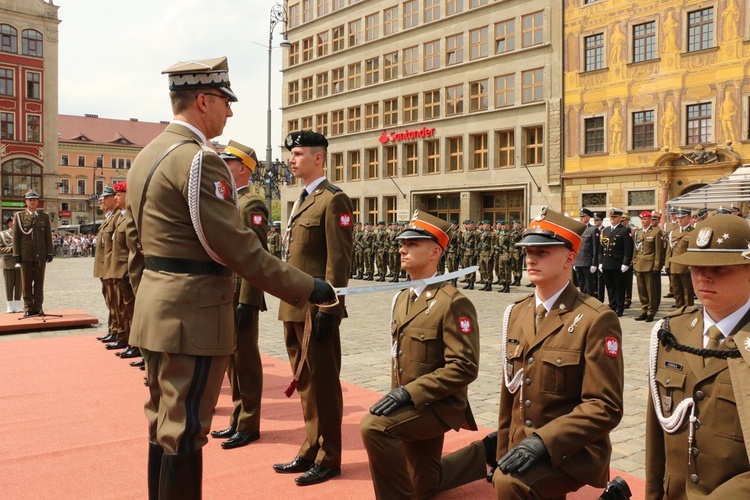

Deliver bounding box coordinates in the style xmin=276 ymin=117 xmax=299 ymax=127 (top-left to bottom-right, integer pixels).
xmin=563 ymin=0 xmax=749 ymax=220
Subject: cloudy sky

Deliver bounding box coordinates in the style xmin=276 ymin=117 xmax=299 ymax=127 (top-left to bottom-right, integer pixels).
xmin=57 ymin=0 xmax=286 ymax=154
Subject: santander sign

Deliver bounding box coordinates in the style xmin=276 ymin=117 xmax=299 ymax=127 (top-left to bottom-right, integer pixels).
xmin=378 ymin=127 xmax=436 ymax=144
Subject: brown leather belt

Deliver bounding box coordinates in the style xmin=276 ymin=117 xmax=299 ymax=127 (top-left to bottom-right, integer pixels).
xmin=144 ymin=256 xmax=232 ymax=276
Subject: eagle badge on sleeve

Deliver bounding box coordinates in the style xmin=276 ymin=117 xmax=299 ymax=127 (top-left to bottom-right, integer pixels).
xmin=605 ymin=337 xmax=620 ymax=357
xmin=252 ymin=214 xmax=263 ymax=226
xmin=459 ymin=317 xmax=472 ymax=334
xmin=214 ymin=180 xmax=230 ymax=200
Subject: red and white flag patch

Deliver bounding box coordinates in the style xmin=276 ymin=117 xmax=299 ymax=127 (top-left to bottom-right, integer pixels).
xmin=339 ymin=213 xmax=352 ymax=227
xmin=214 ymin=180 xmax=230 ymax=200
xmin=252 ymin=214 xmax=263 ymax=226
xmin=605 ymin=337 xmax=620 ymax=358
xmin=459 ymin=317 xmax=472 ymax=334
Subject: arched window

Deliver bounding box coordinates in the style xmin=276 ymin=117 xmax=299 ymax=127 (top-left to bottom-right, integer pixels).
xmin=0 ymin=25 xmax=18 ymax=53
xmin=1 ymin=159 xmax=43 ymax=198
xmin=22 ymin=29 xmax=42 ymax=57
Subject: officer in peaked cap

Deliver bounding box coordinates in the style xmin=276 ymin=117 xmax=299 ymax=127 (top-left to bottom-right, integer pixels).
xmin=163 ymin=56 xmax=238 ymax=102
xmin=24 ymin=189 xmax=39 ymax=199
xmin=646 ymin=214 xmax=750 ymax=497
xmin=361 ymin=209 xmax=481 ymax=499
xmin=716 ymin=206 xmax=732 ymax=215
xmin=598 ymin=207 xmax=633 ymax=316
xmin=573 ymin=208 xmax=600 ymax=298
xmin=95 ymin=185 xmax=121 ymax=345
xmin=695 ymin=208 xmax=708 ymax=223
xmin=667 ymin=207 xmax=694 ymax=309
xmin=219 ymin=140 xmax=259 ymax=171
xmin=632 ymin=210 xmax=663 ymax=322
xmin=731 ymin=204 xmax=741 ymax=216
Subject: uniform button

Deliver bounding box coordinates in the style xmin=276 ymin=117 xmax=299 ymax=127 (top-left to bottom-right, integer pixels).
xmin=524 ymin=400 xmax=531 ymax=408
xmin=398 ymin=369 xmax=403 ymax=374
xmin=691 ymin=447 xmax=699 ymax=457
xmin=556 ymin=358 xmax=562 ymax=365
xmin=398 ymin=350 xmax=403 ymax=356
xmin=690 ymin=474 xmax=699 ymax=483
xmin=561 ymin=455 xmax=567 ymax=460
xmin=525 ymin=378 xmax=532 ymax=386
xmin=420 ymin=334 xmax=424 ymax=339
xmin=294 ymin=299 xmax=299 ymax=303
xmin=524 ymin=420 xmax=532 ymax=427
xmin=665 ymin=378 xmax=670 ymax=384
xmin=695 ymin=390 xmax=705 ymax=400
xmin=400 ymin=333 xmax=404 ymax=338
xmin=528 ymin=357 xmax=534 ymax=364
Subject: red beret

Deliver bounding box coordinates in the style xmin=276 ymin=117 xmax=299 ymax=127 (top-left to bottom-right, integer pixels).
xmin=639 ymin=211 xmax=652 ymax=218
xmin=112 ymin=182 xmax=127 ymax=193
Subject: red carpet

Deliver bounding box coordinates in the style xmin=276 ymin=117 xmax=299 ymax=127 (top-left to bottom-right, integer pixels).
xmin=0 ymin=335 xmax=644 ymax=499
xmin=0 ymin=309 xmax=98 ymax=333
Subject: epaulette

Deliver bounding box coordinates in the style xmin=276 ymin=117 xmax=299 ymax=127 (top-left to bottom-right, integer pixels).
xmin=438 ymin=282 xmax=458 ymax=298
xmin=326 ymin=184 xmax=342 ymax=193
xmin=513 ymin=293 xmax=534 ymax=305
xmin=665 ymin=305 xmax=699 ymax=318
xmin=578 ymin=293 xmax=609 ymax=312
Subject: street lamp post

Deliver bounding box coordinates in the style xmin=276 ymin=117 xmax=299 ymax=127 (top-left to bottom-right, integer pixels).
xmin=266 ymin=2 xmax=291 ymax=215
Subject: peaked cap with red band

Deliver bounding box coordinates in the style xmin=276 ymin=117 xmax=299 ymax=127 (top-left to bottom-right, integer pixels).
xmin=396 ymin=209 xmax=451 ymax=249
xmin=515 ymin=207 xmax=587 ymax=253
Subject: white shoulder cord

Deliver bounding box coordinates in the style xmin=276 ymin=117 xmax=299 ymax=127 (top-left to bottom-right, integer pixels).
xmin=0 ymin=228 xmax=11 ymax=247
xmin=648 ymin=319 xmax=697 ymax=464
xmin=391 ymin=290 xmax=403 ymax=383
xmin=281 ymin=198 xmax=300 ymax=261
xmin=187 ymin=146 xmax=237 ymax=265
xmin=501 ymin=303 xmax=524 ymax=394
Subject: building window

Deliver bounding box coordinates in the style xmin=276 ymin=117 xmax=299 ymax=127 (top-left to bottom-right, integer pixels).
xmin=316 ymin=113 xmax=328 ymax=136
xmin=333 ymin=0 xmax=344 ymax=10
xmin=77 ymin=155 xmax=85 ymax=167
xmin=289 ymin=42 xmax=299 ymax=65
xmin=77 ymin=179 xmax=86 ymax=195
xmin=384 ymin=98 xmax=398 ymax=126
xmin=331 ymin=110 xmax=344 ymax=135
xmin=496 ymin=129 xmax=515 ymax=167
xmin=302 ymin=0 xmax=313 ymax=22
xmin=403 ymin=46 xmax=418 ymax=76
xmin=424 ymin=0 xmax=440 ymax=23
xmin=288 ymin=81 xmax=299 ymax=105
xmin=495 ymin=19 xmax=515 ymax=54
xmin=348 ymin=62 xmax=361 ymax=89
xmin=384 ymin=146 xmax=398 ymax=177
xmin=332 ymin=25 xmax=345 ymax=51
xmin=403 ymin=94 xmax=419 ymax=123
xmin=333 ymin=153 xmax=344 ymax=182
xmin=301 ymin=77 xmax=313 ymax=101
xmin=22 ymin=30 xmax=43 ymax=57
xmin=366 ymin=197 xmax=378 ymax=224
xmin=349 ymin=197 xmax=360 ymax=223
xmin=59 ymin=178 xmax=70 ymax=195
xmin=469 ymin=27 xmax=488 ymax=60
xmin=633 ymin=21 xmax=656 ymax=63
xmin=26 ymin=72 xmax=40 ymax=100
xmin=584 ymin=33 xmax=605 ymax=71
xmin=365 ymin=57 xmax=379 ymax=85
xmin=446 ymin=136 xmax=463 ymax=172
xmin=61 ymin=154 xmax=69 ymax=166
xmin=425 ymin=139 xmax=440 ymax=174
xmin=366 ymin=148 xmax=378 ymax=179
xmin=384 ymin=6 xmax=399 ymax=36
xmin=0 ymin=112 xmax=14 ymax=140
xmin=521 ymin=68 xmax=543 ymax=103
xmin=469 ymin=0 xmax=487 ymax=7
xmin=446 ymin=0 xmax=463 ymax=16
xmin=316 ymin=73 xmax=328 ymax=97
xmin=384 ymin=52 xmax=399 ymax=80
xmin=331 ymin=67 xmax=344 ymax=93
xmin=523 ymin=126 xmax=544 ymax=165
xmin=521 ymin=11 xmax=544 ymax=48
xmin=424 ymin=89 xmax=440 ymax=119
xmin=470 ymin=133 xmax=488 ymax=170
xmin=301 ymin=116 xmax=313 ymax=130
xmin=687 ymin=8 xmax=714 ymax=52
xmin=348 ymin=106 xmax=362 ymax=133
xmin=0 ymin=25 xmax=17 ymax=53
xmin=349 ymin=19 xmax=362 ymax=47
xmin=349 ymin=150 xmax=361 ymax=180
xmin=2 ymin=159 xmax=42 ymax=198
xmin=584 ymin=116 xmax=605 ymax=153
xmin=446 ymin=84 xmax=464 ymax=116
xmin=366 ymin=13 xmax=379 ymax=41
xmin=317 ymin=32 xmax=329 ymax=57
xmin=288 ymin=119 xmax=299 ymax=132
xmin=469 ymin=80 xmax=488 ymax=112
xmin=0 ymin=68 xmax=13 ymax=96
xmin=403 ymin=0 xmax=419 ymax=29
xmin=495 ymin=74 xmax=515 ymax=108
xmin=424 ymin=40 xmax=440 ymax=71
xmin=302 ymin=37 xmax=314 ymax=62
xmin=318 ymin=0 xmax=329 ymax=17
xmin=627 ymin=190 xmax=657 ymax=217
xmin=404 ymin=143 xmax=418 ymax=175
xmin=446 ymin=34 xmax=463 ymax=66
xmin=26 ymin=114 xmax=40 ymax=142
xmin=686 ymin=102 xmax=712 ymax=144
xmin=632 ymin=110 xmax=654 ymax=149
xmin=385 ymin=196 xmax=397 ymax=223
xmin=365 ymin=102 xmax=379 ymax=129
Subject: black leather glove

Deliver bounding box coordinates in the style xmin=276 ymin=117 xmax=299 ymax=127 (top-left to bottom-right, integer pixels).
xmin=313 ymin=310 xmax=340 ymax=341
xmin=236 ymin=303 xmax=255 ymax=331
xmin=46 ymin=255 xmax=53 ymax=263
xmin=497 ymin=434 xmax=549 ymax=475
xmin=309 ymin=278 xmax=336 ymax=304
xmin=369 ymin=386 xmax=412 ymax=416
xmin=13 ymin=256 xmax=21 ymax=264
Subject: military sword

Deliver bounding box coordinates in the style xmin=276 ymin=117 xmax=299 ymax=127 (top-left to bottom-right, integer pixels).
xmin=334 ymin=266 xmax=479 ymax=296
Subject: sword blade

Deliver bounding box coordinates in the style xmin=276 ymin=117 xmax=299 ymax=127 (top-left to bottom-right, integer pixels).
xmin=335 ymin=266 xmax=478 ymax=296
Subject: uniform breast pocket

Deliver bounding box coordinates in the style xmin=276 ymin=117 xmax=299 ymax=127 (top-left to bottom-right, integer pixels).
xmin=654 ymin=369 xmax=686 ymax=417
xmin=297 ymin=217 xmax=321 ymax=245
xmin=191 ymin=282 xmax=233 ymax=350
xmin=540 ymin=348 xmax=581 ymax=394
xmin=714 ymin=381 xmax=743 ymax=442
xmin=408 ymin=326 xmax=440 ymax=364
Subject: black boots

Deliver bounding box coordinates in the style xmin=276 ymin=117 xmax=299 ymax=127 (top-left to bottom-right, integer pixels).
xmin=598 ymin=476 xmax=631 ymax=500
xmin=159 ymin=449 xmax=203 ymax=500
xmin=148 ymin=442 xmax=164 ymax=500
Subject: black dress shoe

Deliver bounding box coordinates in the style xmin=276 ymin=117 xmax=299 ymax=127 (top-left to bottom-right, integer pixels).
xmin=130 ymin=359 xmax=145 ymax=368
xmin=295 ymin=464 xmax=341 ymax=486
xmin=211 ymin=426 xmax=236 ymax=439
xmin=273 ymin=456 xmax=315 ymax=474
xmin=23 ymin=310 xmax=39 ymax=317
xmin=221 ymin=431 xmax=260 ymax=449
xmin=664 ymin=293 xmax=674 ymax=298
xmin=96 ymin=332 xmax=113 ymax=341
xmin=634 ymin=314 xmax=648 ymax=321
xmin=105 ymin=341 xmax=128 ymax=350
xmin=645 ymin=315 xmax=655 ymax=322
xmin=99 ymin=332 xmax=117 ymax=343
xmin=119 ymin=346 xmax=141 ymax=359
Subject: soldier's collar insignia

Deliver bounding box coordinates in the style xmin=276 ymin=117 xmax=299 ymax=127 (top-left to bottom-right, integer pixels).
xmin=696 ymin=228 xmax=712 ymax=248
xmin=559 ymin=303 xmax=566 ymax=310
xmin=690 ymin=318 xmax=698 ymax=328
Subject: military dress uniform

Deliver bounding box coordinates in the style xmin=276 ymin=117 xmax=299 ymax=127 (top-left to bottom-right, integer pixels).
xmin=477 ymin=222 xmax=494 ymax=291
xmin=12 ymin=198 xmax=53 ymax=315
xmin=668 ymin=219 xmax=694 ymax=309
xmin=461 ymin=222 xmax=477 ymax=289
xmin=0 ymin=224 xmax=21 ymax=312
xmin=110 ymin=200 xmax=135 ymax=351
xmin=573 ymin=209 xmax=599 ymax=298
xmin=93 ymin=194 xmax=120 ymax=341
xmin=362 ymin=224 xmax=375 ymax=280
xmin=599 ymin=209 xmax=633 ymax=316
xmin=632 ymin=217 xmax=664 ymax=321
xmin=387 ymin=223 xmax=401 ymax=282
xmin=494 ymin=223 xmax=511 ymax=293
xmin=267 ymin=227 xmax=282 ymax=259
xmin=445 ymin=223 xmax=460 ymax=282
xmin=509 ymin=222 xmax=524 ymax=286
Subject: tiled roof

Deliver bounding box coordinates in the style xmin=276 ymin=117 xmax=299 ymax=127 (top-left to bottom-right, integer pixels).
xmin=58 ymin=114 xmax=168 ymax=147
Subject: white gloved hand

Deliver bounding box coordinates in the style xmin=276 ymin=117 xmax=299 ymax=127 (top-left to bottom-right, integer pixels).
xmin=590 ymin=266 xmax=597 ymax=274
xmin=598 ymin=264 xmax=603 ymax=273
xmin=621 ymin=264 xmax=629 ymax=273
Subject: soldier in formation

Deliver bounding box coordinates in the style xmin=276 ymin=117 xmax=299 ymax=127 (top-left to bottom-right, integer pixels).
xmin=632 ymin=211 xmax=663 ymax=323
xmin=1 ymin=216 xmax=21 ymax=313
xmin=461 ymin=220 xmax=478 ymax=290
xmin=494 ymin=219 xmax=512 ymax=293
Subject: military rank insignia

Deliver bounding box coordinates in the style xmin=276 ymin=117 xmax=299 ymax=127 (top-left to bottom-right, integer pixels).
xmin=252 ymin=214 xmax=263 ymax=226
xmin=459 ymin=317 xmax=472 ymax=334
xmin=214 ymin=180 xmax=231 ymax=200
xmin=339 ymin=213 xmax=352 ymax=227
xmin=605 ymin=336 xmax=620 ymax=357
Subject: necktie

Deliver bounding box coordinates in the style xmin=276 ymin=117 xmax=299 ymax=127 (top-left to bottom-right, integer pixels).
xmin=300 ymin=189 xmax=308 ymax=203
xmin=535 ymin=304 xmax=546 ymax=332
xmin=406 ymin=289 xmax=417 ymax=313
xmin=705 ymin=326 xmax=724 ymax=350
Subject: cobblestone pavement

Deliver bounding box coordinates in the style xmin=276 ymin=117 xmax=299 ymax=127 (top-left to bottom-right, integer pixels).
xmin=1 ymin=258 xmax=663 ymax=478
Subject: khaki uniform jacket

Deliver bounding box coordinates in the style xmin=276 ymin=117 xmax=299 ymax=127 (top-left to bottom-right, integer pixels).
xmin=633 ymin=226 xmax=664 ymax=273
xmin=101 ymin=211 xmax=121 ymax=279
xmin=125 ymin=123 xmax=314 ymax=356
xmin=237 ymin=187 xmax=267 ymax=310
xmin=278 ymin=179 xmax=353 ymax=322
xmin=663 ymin=220 xmax=678 ymax=268
xmin=12 ymin=211 xmax=52 ymax=262
xmin=110 ymin=210 xmax=129 ymax=280
xmin=667 ymin=226 xmax=693 ymax=274
xmin=498 ymin=283 xmax=624 ymax=487
xmin=646 ymin=307 xmax=750 ymax=498
xmin=0 ymin=229 xmax=15 ymax=269
xmin=93 ymin=212 xmax=113 ymax=278
xmin=391 ymin=282 xmax=479 ymax=431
